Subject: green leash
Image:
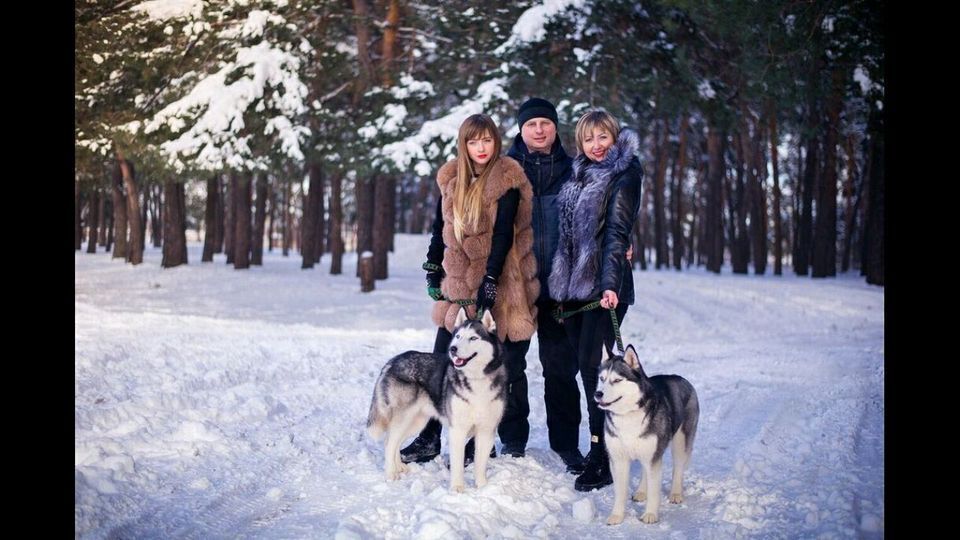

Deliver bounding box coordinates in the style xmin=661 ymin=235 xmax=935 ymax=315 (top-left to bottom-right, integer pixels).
xmin=552 ymin=300 xmax=625 ymax=355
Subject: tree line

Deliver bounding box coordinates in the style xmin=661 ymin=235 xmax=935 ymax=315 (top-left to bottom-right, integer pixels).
xmin=75 ymin=0 xmax=884 ymax=286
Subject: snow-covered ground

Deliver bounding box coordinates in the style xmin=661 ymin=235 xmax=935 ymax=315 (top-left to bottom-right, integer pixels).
xmin=75 ymin=235 xmax=884 ymax=538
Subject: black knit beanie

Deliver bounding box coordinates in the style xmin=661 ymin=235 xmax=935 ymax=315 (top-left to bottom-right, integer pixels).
xmin=517 ymin=97 xmax=558 ymax=127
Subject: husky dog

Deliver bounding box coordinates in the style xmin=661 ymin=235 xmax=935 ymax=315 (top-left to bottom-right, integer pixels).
xmin=595 ymin=345 xmax=699 ymax=525
xmin=367 ymin=307 xmax=507 ymax=492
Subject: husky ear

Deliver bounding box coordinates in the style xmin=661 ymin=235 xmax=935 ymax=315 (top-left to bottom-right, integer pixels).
xmin=481 ymin=309 xmax=497 ymax=333
xmin=600 ymin=344 xmax=610 ymax=362
xmin=455 ymin=307 xmax=468 ymax=327
xmin=623 ymin=345 xmax=641 ymax=371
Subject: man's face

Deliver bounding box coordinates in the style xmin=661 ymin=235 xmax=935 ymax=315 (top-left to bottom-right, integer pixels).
xmin=520 ymin=118 xmax=557 ymax=154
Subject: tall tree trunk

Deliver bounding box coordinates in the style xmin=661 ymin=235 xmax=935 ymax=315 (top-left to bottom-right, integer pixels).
xmin=812 ymin=70 xmax=843 ymax=278
xmin=653 ymin=116 xmax=669 ymax=269
xmin=748 ymin=114 xmax=768 ymax=275
xmin=671 ymin=114 xmax=689 ymax=270
xmin=202 ymin=176 xmax=218 ymax=262
xmin=150 ymin=183 xmax=163 ymax=248
xmin=267 ymin=181 xmax=276 ymax=252
xmin=105 ymin=199 xmax=114 ymax=252
xmin=225 ymin=173 xmax=237 ymax=264
xmin=387 ymin=174 xmax=396 ymax=252
xmin=282 ymin=181 xmax=291 ymax=256
xmin=355 ymin=177 xmax=375 ymax=276
xmin=116 ymin=155 xmax=143 ymax=265
xmin=215 ymin=175 xmax=225 ymax=253
xmin=75 ymin=182 xmax=84 ymax=250
xmin=329 ymin=172 xmax=345 ymax=275
xmin=796 ymin=130 xmax=817 ymax=276
xmin=350 ymin=0 xmax=374 ymax=105
xmin=731 ymin=128 xmax=750 ymax=274
xmin=636 ymin=160 xmax=652 ymax=270
xmin=234 ymin=172 xmax=252 ymax=269
xmin=251 ymin=173 xmax=268 ymax=266
xmin=112 ymin=162 xmax=128 ymax=260
xmin=140 ymin=186 xmax=149 ymax=255
xmin=374 ymin=175 xmax=394 ymax=279
xmin=413 ymin=177 xmax=432 ymax=233
xmin=162 ymin=180 xmax=188 ymax=268
xmin=301 ymin=164 xmax=321 ymax=269
xmin=314 ymin=165 xmax=325 ymax=263
xmin=705 ymin=123 xmax=725 ymax=273
xmin=768 ymin=103 xmax=784 ymax=275
xmin=97 ymin=190 xmax=108 ymax=246
xmin=862 ymin=108 xmax=884 ymax=286
xmin=840 ymin=133 xmax=861 ymax=273
xmin=86 ymin=190 xmax=99 ymax=253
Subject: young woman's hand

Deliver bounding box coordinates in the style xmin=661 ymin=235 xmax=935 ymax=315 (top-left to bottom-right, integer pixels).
xmin=600 ymin=289 xmax=619 ymax=309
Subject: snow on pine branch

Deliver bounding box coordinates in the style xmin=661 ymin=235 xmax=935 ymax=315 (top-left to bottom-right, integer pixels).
xmin=144 ymin=40 xmax=309 ymax=171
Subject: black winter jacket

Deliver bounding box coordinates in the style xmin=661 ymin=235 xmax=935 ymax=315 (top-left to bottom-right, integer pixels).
xmin=506 ymin=133 xmax=573 ymax=302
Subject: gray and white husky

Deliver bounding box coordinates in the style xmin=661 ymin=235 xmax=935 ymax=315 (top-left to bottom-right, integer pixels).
xmin=367 ymin=307 xmax=507 ymax=492
xmin=595 ymin=344 xmax=700 ymax=525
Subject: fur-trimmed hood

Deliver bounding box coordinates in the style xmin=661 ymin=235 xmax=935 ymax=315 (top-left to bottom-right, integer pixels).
xmin=549 ymin=128 xmax=641 ymax=302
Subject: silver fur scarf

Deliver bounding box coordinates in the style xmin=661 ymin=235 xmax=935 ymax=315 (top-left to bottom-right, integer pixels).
xmin=548 ymin=128 xmax=640 ymax=301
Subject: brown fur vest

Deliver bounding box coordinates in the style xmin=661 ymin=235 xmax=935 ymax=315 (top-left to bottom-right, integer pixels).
xmin=431 ymin=156 xmax=540 ymax=342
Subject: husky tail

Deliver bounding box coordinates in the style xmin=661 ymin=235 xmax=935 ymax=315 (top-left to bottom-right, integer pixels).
xmin=367 ymin=376 xmax=390 ymax=440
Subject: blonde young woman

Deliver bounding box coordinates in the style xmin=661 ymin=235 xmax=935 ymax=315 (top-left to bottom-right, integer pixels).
xmin=548 ymin=109 xmax=644 ymax=491
xmin=401 ymin=114 xmax=540 ymax=465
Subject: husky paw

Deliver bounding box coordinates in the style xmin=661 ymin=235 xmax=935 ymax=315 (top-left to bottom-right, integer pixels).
xmin=632 ymin=491 xmax=647 ymax=502
xmin=669 ymin=493 xmax=683 ymax=504
xmin=398 ymin=463 xmax=409 ymax=474
xmin=606 ymin=514 xmax=624 ymax=526
xmin=385 ymin=470 xmax=401 ymax=481
xmin=476 ymin=478 xmax=488 ymax=488
xmin=640 ymin=512 xmax=659 ymax=524
xmin=450 ymin=483 xmax=465 ymax=493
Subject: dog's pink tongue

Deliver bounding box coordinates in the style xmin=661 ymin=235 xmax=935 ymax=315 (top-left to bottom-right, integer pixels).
xmin=453 ymin=357 xmax=466 ymax=367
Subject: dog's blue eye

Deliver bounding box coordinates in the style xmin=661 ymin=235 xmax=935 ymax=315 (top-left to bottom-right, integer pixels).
xmin=469 ymin=336 xmax=478 ymax=341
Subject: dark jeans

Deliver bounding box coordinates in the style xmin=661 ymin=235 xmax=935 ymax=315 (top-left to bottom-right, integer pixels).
xmin=536 ymin=300 xmax=582 ymax=453
xmin=418 ymin=326 xmax=531 ymax=449
xmin=561 ymin=301 xmax=629 ymax=441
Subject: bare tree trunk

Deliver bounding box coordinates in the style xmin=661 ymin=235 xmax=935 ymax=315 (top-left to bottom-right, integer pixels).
xmin=86 ymin=190 xmax=100 ymax=253
xmin=112 ymin=163 xmax=128 ymax=260
xmin=730 ymin=126 xmax=751 ymax=274
xmin=671 ymin=114 xmax=689 ymax=270
xmin=351 ymin=0 xmax=374 ymax=105
xmin=149 ymin=183 xmax=163 ymax=248
xmin=202 ymin=175 xmax=218 ymax=262
xmin=413 ymin=177 xmax=432 ymax=233
xmin=705 ymin=123 xmax=725 ymax=273
xmin=768 ymin=103 xmax=784 ymax=275
xmin=329 ymin=172 xmax=345 ymax=274
xmin=355 ymin=177 xmax=375 ymax=276
xmin=301 ymin=164 xmax=321 ymax=268
xmin=97 ymin=190 xmax=108 ymax=247
xmin=75 ymin=182 xmax=84 ymax=250
xmin=387 ymin=174 xmax=396 ymax=252
xmin=282 ymin=181 xmax=290 ymax=256
xmin=251 ymin=173 xmax=268 ymax=266
xmin=225 ymin=173 xmax=237 ymax=265
xmin=234 ymin=172 xmax=252 ymax=269
xmin=162 ymin=180 xmax=188 ymax=268
xmin=862 ymin=108 xmax=884 ymax=286
xmin=748 ymin=113 xmax=768 ymax=275
xmin=652 ymin=116 xmax=669 ymax=269
xmin=314 ymin=165 xmax=325 ymax=263
xmin=267 ymin=181 xmax=276 ymax=252
xmin=812 ymin=71 xmax=842 ymax=278
xmin=215 ymin=175 xmax=225 ymax=253
xmin=374 ymin=175 xmax=394 ymax=279
xmin=116 ymin=155 xmax=143 ymax=265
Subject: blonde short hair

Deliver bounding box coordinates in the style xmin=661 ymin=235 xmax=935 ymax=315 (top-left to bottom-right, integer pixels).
xmin=574 ymin=110 xmax=621 ymax=155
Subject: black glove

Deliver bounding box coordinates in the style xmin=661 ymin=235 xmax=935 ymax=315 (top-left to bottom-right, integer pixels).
xmin=423 ymin=261 xmax=444 ymax=301
xmin=476 ymin=274 xmax=497 ymax=312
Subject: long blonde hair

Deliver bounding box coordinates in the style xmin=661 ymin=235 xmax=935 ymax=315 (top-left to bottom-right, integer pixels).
xmin=453 ymin=114 xmax=502 ymax=243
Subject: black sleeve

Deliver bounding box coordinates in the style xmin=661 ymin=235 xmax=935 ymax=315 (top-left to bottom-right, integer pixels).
xmin=425 ymin=195 xmax=444 ymax=268
xmin=599 ymin=165 xmax=643 ymax=294
xmin=485 ymin=188 xmax=520 ymax=280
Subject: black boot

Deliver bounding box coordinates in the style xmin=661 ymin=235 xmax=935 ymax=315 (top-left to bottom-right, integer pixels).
xmin=574 ymin=441 xmax=612 ymax=491
xmin=556 ymin=448 xmax=586 ymax=475
xmin=400 ymin=421 xmax=441 ymax=464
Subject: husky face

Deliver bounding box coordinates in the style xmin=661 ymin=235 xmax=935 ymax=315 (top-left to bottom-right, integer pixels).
xmin=448 ymin=308 xmax=499 ymax=371
xmin=595 ymin=345 xmax=646 ymax=415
